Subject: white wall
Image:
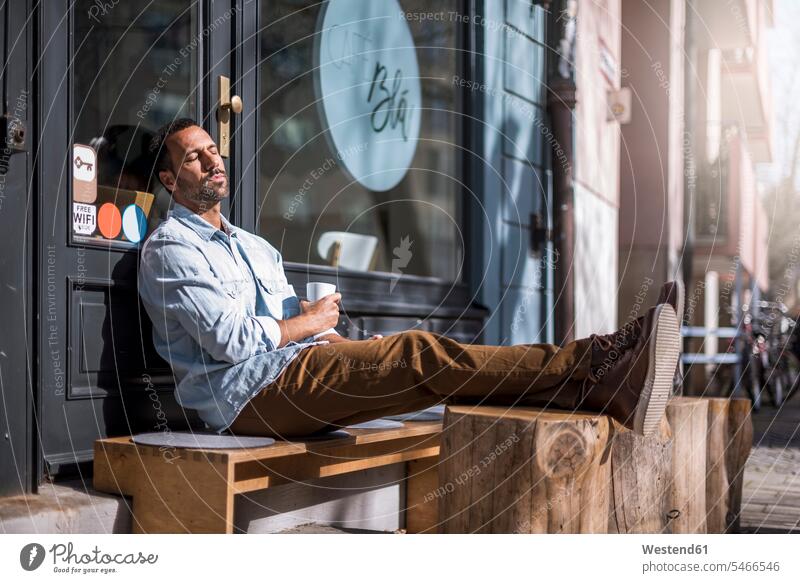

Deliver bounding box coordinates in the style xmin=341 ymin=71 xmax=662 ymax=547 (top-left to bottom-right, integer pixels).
xmin=573 ymin=0 xmax=622 ymax=337
xmin=574 ymin=183 xmax=619 ymax=338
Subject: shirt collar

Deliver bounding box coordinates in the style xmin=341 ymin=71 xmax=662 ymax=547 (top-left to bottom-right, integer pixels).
xmin=167 ymin=201 xmax=239 ymax=241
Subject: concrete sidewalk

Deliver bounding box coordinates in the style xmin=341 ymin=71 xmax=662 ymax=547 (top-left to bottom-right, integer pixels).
xmin=0 ymin=479 xmax=131 ymax=534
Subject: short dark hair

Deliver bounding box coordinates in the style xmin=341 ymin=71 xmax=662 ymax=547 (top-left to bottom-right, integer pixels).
xmin=149 ymin=118 xmax=200 ymax=177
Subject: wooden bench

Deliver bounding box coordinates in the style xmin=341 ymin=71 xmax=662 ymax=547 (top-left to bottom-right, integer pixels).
xmin=93 ymin=421 xmax=442 ymax=534
xmin=94 ymin=399 xmax=753 ymax=534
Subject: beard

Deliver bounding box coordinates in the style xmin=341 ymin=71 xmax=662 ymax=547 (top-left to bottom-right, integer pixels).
xmin=181 ymin=173 xmax=228 ymax=206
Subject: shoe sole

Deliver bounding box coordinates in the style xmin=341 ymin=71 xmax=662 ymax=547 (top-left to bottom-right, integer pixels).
xmin=674 ymin=280 xmax=685 ymax=327
xmin=633 ymin=304 xmax=681 ymax=436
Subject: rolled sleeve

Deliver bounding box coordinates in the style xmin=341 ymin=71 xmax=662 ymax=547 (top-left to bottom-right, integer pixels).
xmin=255 ymin=315 xmax=283 ymax=348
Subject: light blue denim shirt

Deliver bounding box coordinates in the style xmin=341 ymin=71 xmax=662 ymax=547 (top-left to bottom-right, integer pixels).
xmin=138 ymin=202 xmax=336 ymax=433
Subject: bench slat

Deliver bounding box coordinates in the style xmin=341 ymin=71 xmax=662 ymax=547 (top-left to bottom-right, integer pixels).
xmin=233 ymin=435 xmax=441 ymax=493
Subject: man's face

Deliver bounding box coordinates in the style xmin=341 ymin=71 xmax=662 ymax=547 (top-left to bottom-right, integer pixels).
xmin=159 ymin=125 xmax=228 ymax=207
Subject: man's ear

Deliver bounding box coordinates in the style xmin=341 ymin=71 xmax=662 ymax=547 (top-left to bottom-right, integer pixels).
xmin=158 ymin=169 xmax=176 ymax=193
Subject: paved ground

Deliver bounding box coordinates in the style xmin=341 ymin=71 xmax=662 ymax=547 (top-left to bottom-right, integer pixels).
xmin=740 ymin=396 xmax=800 ymax=533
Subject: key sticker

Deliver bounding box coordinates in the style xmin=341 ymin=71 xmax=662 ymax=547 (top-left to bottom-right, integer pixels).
xmin=72 ymin=144 xmax=98 ymax=203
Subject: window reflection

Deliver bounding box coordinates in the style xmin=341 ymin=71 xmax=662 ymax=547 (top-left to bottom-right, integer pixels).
xmin=257 ymin=0 xmax=462 ymax=280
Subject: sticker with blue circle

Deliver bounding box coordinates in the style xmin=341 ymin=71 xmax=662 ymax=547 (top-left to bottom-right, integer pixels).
xmin=121 ymin=204 xmax=147 ymax=243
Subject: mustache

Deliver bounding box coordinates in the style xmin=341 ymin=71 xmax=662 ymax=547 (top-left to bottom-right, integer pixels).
xmin=202 ymin=168 xmax=226 ymax=182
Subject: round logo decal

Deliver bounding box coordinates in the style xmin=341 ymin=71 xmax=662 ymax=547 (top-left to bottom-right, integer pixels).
xmin=122 ymin=204 xmax=147 ymax=243
xmin=19 ymin=543 xmax=46 ymax=571
xmin=315 ymin=0 xmax=421 ymax=192
xmin=97 ymin=203 xmax=122 ymax=239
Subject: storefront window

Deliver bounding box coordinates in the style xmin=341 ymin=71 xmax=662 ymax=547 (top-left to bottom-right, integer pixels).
xmin=71 ymin=1 xmax=197 ymax=247
xmin=258 ymin=0 xmax=463 ymax=280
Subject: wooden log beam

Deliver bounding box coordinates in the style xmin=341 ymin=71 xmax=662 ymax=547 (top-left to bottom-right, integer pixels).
xmin=608 ymin=416 xmax=674 ymax=533
xmin=666 ymin=397 xmax=709 ymax=533
xmin=437 ymin=406 xmax=612 ymax=533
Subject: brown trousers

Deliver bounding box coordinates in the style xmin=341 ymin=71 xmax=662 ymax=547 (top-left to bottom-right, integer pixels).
xmin=228 ymin=330 xmax=594 ymax=438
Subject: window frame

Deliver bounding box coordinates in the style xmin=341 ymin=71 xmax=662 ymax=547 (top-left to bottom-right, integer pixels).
xmin=66 ymin=1 xmax=204 ymax=252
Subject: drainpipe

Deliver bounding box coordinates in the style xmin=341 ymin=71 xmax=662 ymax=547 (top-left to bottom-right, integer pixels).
xmin=679 ymin=0 xmax=697 ymax=395
xmin=682 ymin=0 xmax=696 ymax=310
xmin=547 ymin=0 xmax=578 ymax=345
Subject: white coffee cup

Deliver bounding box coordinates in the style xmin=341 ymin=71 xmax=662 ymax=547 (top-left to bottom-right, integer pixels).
xmin=306 ymin=282 xmax=337 ymax=302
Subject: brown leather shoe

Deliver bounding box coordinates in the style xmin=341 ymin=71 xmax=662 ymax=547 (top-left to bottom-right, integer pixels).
xmin=581 ymin=304 xmax=681 ymax=435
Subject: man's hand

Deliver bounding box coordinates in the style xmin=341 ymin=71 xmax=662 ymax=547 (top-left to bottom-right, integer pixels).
xmin=299 ymin=293 xmax=341 ymax=331
xmin=276 ymin=294 xmax=341 ymax=347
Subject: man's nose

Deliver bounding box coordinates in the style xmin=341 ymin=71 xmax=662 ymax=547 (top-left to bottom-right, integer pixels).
xmin=201 ymin=153 xmax=221 ymax=173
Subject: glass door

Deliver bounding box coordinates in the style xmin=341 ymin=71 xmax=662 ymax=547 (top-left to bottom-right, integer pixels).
xmin=36 ymin=0 xmax=238 ymax=481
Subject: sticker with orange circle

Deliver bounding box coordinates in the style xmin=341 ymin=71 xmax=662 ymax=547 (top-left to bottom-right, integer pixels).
xmin=97 ymin=203 xmax=122 ymax=239
xmin=72 ymin=185 xmax=154 ymax=245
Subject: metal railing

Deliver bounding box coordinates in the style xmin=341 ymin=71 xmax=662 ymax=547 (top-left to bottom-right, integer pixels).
xmin=680 ymin=326 xmax=740 ymax=365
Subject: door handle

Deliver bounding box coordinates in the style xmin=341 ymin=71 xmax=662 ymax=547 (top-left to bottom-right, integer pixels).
xmin=0 ymin=114 xmax=26 ymax=152
xmin=217 ymin=75 xmax=243 ymax=158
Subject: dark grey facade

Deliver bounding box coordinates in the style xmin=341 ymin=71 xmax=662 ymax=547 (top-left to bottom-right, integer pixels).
xmin=0 ymin=0 xmax=553 ymax=496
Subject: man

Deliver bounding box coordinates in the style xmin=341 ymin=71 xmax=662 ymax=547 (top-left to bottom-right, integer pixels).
xmin=139 ymin=118 xmax=682 ymax=439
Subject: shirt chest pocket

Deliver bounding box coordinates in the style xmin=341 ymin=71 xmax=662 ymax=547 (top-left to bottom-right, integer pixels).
xmin=221 ymin=278 xmax=248 ymax=299
xmin=243 ymin=247 xmax=289 ymax=295
xmin=256 ymin=273 xmax=288 ymax=295
xmin=246 ymin=262 xmax=285 ymax=295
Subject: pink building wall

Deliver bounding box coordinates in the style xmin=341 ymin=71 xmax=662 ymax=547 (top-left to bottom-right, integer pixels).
xmin=575 ymin=0 xmax=622 ymax=207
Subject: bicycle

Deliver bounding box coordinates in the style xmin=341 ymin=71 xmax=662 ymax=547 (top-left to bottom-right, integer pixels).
xmin=739 ymin=301 xmax=799 ymax=409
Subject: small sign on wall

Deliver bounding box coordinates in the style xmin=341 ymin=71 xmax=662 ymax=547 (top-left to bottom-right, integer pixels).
xmin=72 ymin=143 xmax=97 ymax=203
xmin=607 ymin=87 xmax=632 ymax=124
xmin=72 ymin=202 xmax=97 ymax=236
